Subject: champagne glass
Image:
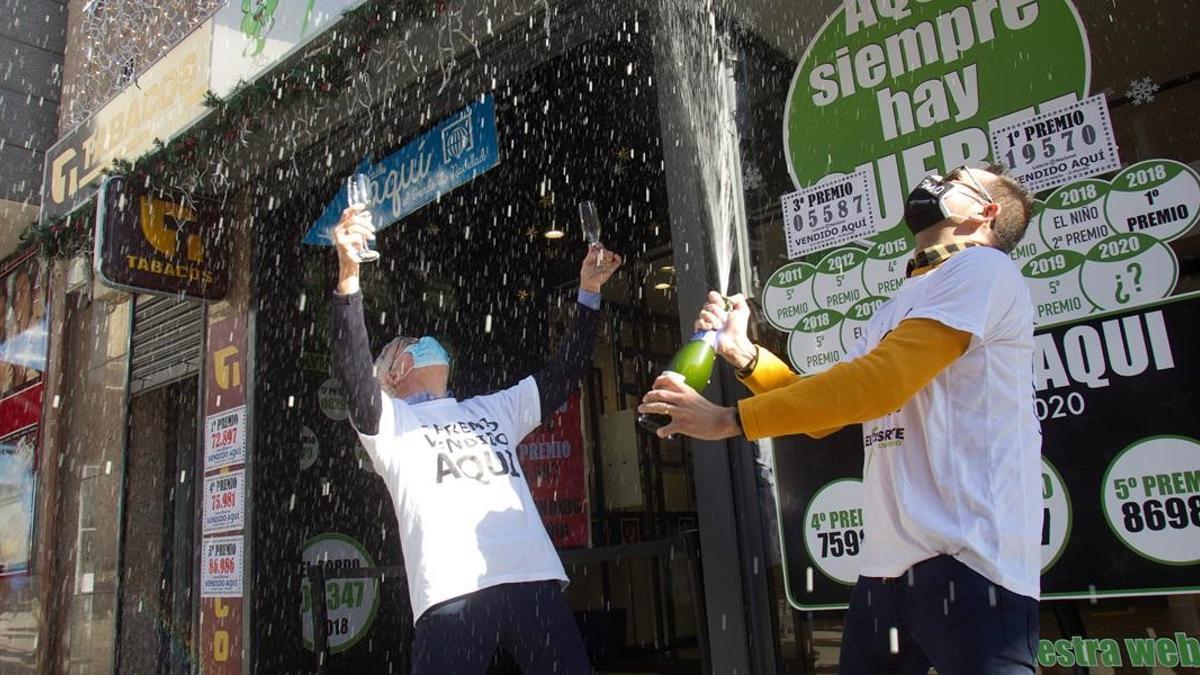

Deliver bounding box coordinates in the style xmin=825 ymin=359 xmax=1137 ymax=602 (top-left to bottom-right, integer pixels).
xmin=579 ymin=200 xmax=602 ymax=267
xmin=346 ymin=173 xmax=380 ymax=263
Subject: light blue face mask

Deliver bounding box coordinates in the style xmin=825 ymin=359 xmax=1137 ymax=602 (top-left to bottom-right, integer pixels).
xmin=403 ymin=336 xmax=451 ymax=369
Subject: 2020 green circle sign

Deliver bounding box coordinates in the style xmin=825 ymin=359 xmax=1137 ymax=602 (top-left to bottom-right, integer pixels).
xmin=785 ymin=0 xmax=1090 ymax=230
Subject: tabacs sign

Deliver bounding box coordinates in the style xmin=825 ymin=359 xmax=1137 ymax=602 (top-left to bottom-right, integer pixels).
xmin=94 ymin=176 xmax=230 ymax=300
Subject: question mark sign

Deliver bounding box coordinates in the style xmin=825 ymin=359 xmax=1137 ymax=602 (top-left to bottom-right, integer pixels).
xmin=1126 ymin=262 xmax=1143 ymax=293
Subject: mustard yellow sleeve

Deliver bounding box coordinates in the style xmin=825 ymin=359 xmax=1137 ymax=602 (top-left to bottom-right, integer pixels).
xmin=737 ymin=348 xmax=842 ymax=438
xmin=737 ymin=318 xmax=972 ymax=441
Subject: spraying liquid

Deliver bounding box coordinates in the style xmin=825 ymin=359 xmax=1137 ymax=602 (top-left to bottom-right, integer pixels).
xmin=638 ymin=0 xmax=741 ymax=434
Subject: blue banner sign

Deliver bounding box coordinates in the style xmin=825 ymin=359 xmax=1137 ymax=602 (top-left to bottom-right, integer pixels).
xmin=304 ymin=95 xmax=500 ymax=246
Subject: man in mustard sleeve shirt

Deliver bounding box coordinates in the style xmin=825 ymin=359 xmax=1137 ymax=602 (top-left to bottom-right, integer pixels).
xmin=641 ymin=165 xmax=1042 ymax=675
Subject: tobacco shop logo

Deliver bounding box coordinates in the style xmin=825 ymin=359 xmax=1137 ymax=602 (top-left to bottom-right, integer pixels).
xmin=784 ymin=0 xmax=1090 ymax=231
xmin=125 ymin=194 xmax=214 ymax=284
xmin=97 ymin=176 xmax=229 ymax=300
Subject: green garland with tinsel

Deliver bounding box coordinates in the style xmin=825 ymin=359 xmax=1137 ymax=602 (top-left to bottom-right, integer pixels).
xmin=20 ymin=0 xmax=431 ymax=259
xmin=18 ymin=200 xmax=96 ymax=261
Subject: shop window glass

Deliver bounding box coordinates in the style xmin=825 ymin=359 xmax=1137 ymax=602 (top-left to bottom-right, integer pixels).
xmin=729 ymin=0 xmax=1200 ymax=671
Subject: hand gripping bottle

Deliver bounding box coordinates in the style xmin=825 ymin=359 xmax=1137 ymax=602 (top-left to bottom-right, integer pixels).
xmin=637 ymin=298 xmax=729 ymax=434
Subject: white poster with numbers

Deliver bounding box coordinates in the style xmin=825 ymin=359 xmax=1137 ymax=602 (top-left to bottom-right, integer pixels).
xmin=990 ymin=95 xmax=1121 ymax=194
xmin=201 ymin=535 xmax=244 ymax=598
xmin=203 ymin=469 xmax=246 ymax=535
xmin=780 ymin=170 xmax=880 ymax=260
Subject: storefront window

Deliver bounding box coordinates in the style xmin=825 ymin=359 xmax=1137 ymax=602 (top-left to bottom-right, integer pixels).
xmin=54 ymin=296 xmax=130 ymax=673
xmin=252 ymin=12 xmax=706 ymax=673
xmin=0 ymin=253 xmax=50 ymax=671
xmin=731 ymin=0 xmax=1200 ymax=671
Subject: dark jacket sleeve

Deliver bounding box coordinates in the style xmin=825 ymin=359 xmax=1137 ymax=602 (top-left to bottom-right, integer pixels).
xmin=532 ymin=302 xmax=599 ymax=422
xmin=330 ymin=291 xmax=382 ymax=435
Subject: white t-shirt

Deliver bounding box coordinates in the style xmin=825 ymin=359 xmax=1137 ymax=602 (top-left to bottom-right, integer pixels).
xmin=848 ymin=246 xmax=1043 ymax=599
xmin=356 ymin=376 xmax=567 ymax=620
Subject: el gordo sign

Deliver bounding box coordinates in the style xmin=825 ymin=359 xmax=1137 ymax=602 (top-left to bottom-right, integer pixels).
xmin=784 ymin=0 xmax=1090 ymax=231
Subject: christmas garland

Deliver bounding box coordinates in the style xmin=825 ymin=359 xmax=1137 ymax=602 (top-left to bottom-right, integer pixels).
xmin=20 ymin=0 xmax=431 ymax=260
xmin=17 ymin=199 xmax=96 ymax=261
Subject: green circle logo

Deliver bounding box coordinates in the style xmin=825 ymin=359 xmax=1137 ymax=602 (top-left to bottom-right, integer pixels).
xmin=784 ymin=0 xmax=1090 ymax=230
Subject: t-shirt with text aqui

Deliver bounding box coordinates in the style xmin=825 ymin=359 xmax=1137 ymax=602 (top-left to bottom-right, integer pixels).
xmin=356 ymin=376 xmax=566 ymax=620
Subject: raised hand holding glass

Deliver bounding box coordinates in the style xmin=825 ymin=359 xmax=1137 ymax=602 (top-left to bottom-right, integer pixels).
xmin=346 ymin=173 xmax=380 ymax=263
xmin=579 ymin=200 xmax=602 ymax=267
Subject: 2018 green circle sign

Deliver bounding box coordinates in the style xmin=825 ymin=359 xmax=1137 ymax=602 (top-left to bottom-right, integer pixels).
xmin=785 ymin=0 xmax=1090 ymax=230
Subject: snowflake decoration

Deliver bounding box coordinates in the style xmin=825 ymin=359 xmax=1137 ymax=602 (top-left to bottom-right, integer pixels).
xmin=539 ymin=193 xmax=554 ymax=209
xmin=516 ymin=289 xmax=530 ymax=302
xmin=525 ymin=226 xmax=538 ymax=241
xmin=1126 ymin=77 xmax=1160 ymax=106
xmin=742 ymin=164 xmax=766 ymax=192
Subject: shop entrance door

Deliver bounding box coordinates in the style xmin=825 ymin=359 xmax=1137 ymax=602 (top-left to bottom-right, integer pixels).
xmin=116 ymin=377 xmax=200 ymax=674
xmin=114 ymin=295 xmax=204 ymax=674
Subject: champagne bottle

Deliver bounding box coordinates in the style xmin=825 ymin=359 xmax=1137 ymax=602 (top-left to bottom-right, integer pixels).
xmin=637 ymin=329 xmax=720 ymax=434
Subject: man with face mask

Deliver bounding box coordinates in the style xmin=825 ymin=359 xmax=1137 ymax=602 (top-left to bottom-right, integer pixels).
xmin=329 ymin=204 xmax=621 ymax=673
xmin=640 ymin=164 xmax=1041 ymax=674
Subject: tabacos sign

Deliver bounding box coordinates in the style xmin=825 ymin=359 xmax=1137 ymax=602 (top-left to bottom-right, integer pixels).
xmin=785 ymin=0 xmax=1090 ymax=233
xmin=42 ymin=24 xmax=211 ymax=222
xmin=95 ymin=176 xmax=230 ymax=300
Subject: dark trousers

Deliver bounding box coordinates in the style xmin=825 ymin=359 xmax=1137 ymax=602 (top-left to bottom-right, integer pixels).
xmin=412 ymin=580 xmax=592 ymax=674
xmin=839 ymin=555 xmax=1038 ymax=675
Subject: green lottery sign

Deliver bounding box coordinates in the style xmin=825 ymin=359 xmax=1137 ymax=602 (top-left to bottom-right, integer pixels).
xmin=785 ymin=0 xmax=1090 ymax=212
xmin=774 ymin=0 xmax=1091 ymax=373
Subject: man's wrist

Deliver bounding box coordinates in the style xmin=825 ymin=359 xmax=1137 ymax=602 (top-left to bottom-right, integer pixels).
xmin=337 ymin=264 xmax=361 ymax=296
xmin=727 ymin=343 xmax=758 ymax=373
xmin=725 ymin=406 xmax=744 ymax=439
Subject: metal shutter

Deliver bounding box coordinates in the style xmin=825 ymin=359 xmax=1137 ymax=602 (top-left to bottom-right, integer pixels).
xmin=128 ymin=294 xmax=205 ymax=394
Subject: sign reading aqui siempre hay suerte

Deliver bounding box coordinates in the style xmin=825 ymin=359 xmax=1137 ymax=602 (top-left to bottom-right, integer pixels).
xmin=785 ymin=0 xmax=1090 ymax=218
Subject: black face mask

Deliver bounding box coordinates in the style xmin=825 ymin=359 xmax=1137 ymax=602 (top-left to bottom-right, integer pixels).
xmin=903 ymin=175 xmax=954 ymax=235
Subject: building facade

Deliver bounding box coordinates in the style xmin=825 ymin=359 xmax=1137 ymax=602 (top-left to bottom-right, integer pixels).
xmin=2 ymin=0 xmax=1198 ymax=673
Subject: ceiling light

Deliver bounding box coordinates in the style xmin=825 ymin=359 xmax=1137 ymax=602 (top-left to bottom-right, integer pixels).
xmin=543 ymin=226 xmax=564 ymax=239
xmin=654 ymin=282 xmax=671 ymax=291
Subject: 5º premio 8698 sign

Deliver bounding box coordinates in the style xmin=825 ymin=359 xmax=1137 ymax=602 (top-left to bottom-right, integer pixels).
xmin=1101 ymin=436 xmax=1200 ymax=565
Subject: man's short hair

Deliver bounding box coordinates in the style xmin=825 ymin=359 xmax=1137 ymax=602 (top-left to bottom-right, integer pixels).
xmin=374 ymin=337 xmax=418 ymax=395
xmin=983 ymin=163 xmax=1035 ymax=253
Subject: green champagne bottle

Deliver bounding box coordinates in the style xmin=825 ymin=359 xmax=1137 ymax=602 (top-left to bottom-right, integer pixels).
xmin=637 ymin=329 xmax=719 ymax=434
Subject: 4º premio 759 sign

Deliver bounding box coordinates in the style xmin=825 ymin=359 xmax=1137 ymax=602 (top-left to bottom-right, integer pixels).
xmin=95 ymin=175 xmax=230 ymax=300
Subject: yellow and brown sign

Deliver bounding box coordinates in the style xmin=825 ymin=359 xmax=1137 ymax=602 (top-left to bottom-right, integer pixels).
xmin=41 ymin=21 xmax=212 ymax=221
xmin=95 ymin=176 xmax=229 ymax=300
